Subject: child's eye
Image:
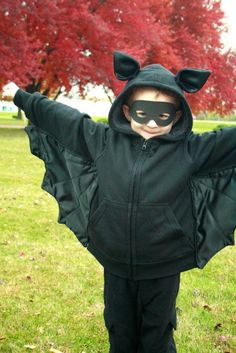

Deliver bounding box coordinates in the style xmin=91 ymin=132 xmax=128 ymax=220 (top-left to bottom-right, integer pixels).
xmin=159 ymin=114 xmax=170 ymax=120
xmin=136 ymin=110 xmax=147 ymax=118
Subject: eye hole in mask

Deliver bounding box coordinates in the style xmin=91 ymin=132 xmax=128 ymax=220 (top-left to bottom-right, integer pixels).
xmin=136 ymin=110 xmax=171 ymax=121
xmin=130 ymin=100 xmax=177 ymax=127
xmin=136 ymin=110 xmax=147 ymax=118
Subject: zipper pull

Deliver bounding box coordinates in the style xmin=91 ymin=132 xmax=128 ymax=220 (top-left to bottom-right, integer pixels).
xmin=142 ymin=140 xmax=148 ymax=151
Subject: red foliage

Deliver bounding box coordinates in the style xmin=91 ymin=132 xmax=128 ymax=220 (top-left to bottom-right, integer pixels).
xmin=0 ymin=0 xmax=40 ymax=87
xmin=0 ymin=0 xmax=235 ymax=114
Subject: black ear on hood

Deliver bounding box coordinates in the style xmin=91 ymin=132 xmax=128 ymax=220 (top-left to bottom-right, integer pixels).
xmin=113 ymin=51 xmax=140 ymax=81
xmin=175 ymin=68 xmax=211 ymax=93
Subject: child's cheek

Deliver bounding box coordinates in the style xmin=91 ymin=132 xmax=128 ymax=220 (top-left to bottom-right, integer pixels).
xmin=131 ymin=119 xmax=142 ymax=133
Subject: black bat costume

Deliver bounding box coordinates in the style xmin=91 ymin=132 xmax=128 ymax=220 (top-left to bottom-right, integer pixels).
xmin=13 ymin=51 xmax=236 ymax=352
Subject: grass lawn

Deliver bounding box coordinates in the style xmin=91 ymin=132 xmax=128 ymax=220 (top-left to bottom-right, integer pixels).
xmin=0 ymin=112 xmax=26 ymax=126
xmin=0 ymin=125 xmax=235 ymax=353
xmin=192 ymin=120 xmax=236 ymax=133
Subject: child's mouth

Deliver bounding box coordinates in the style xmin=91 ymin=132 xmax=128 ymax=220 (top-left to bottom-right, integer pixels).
xmin=143 ymin=129 xmax=159 ymax=135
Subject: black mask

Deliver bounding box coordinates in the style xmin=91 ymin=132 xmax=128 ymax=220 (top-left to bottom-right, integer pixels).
xmin=129 ymin=100 xmax=177 ymax=126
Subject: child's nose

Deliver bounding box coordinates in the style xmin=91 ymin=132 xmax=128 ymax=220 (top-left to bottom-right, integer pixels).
xmin=146 ymin=119 xmax=158 ymax=127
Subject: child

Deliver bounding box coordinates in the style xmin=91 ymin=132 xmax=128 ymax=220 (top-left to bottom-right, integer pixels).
xmin=3 ymin=51 xmax=236 ymax=353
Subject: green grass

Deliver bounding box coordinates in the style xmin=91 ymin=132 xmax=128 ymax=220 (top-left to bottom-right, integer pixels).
xmin=0 ymin=112 xmax=15 ymax=118
xmin=0 ymin=126 xmax=235 ymax=353
xmin=193 ymin=120 xmax=236 ymax=133
xmin=0 ymin=112 xmax=26 ymax=126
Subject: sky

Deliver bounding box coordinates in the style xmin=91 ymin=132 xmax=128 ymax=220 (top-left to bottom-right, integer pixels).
xmin=221 ymin=0 xmax=236 ymax=49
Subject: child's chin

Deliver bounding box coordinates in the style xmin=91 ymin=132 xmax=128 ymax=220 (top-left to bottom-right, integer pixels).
xmin=141 ymin=131 xmax=160 ymax=139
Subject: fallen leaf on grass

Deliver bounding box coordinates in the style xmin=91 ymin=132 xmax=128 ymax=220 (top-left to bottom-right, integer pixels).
xmin=193 ymin=288 xmax=200 ymax=297
xmin=24 ymin=344 xmax=37 ymax=349
xmin=176 ymin=306 xmax=182 ymax=315
xmin=0 ymin=240 xmax=9 ymax=245
xmin=49 ymin=348 xmax=64 ymax=353
xmin=215 ymin=335 xmax=231 ymax=347
xmin=219 ymin=335 xmax=227 ymax=343
xmin=227 ymin=258 xmax=234 ymax=265
xmin=39 ymin=251 xmax=47 ymax=257
xmin=214 ymin=323 xmax=223 ymax=330
xmin=203 ymin=304 xmax=212 ymax=311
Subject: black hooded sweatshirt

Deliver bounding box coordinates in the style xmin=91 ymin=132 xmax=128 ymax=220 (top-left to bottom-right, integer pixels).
xmin=13 ymin=51 xmax=236 ymax=280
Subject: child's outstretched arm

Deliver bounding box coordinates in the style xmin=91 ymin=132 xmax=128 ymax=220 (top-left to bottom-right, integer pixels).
xmin=187 ymin=127 xmax=236 ymax=174
xmin=2 ymin=82 xmax=108 ymax=161
xmin=2 ymin=82 xmax=108 ymax=245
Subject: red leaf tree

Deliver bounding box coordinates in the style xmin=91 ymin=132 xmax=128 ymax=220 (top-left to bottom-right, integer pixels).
xmin=0 ymin=0 xmax=235 ymax=114
xmin=0 ymin=0 xmax=40 ymax=87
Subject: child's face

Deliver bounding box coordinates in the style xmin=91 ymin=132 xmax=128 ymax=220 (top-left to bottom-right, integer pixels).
xmin=122 ymin=88 xmax=182 ymax=140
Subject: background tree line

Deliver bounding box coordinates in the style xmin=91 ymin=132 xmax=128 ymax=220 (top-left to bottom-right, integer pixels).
xmin=0 ymin=0 xmax=235 ymax=115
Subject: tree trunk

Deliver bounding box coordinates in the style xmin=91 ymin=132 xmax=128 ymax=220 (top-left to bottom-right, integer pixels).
xmin=102 ymin=85 xmax=113 ymax=104
xmin=53 ymin=87 xmax=62 ymax=100
xmin=17 ymin=108 xmax=22 ymax=120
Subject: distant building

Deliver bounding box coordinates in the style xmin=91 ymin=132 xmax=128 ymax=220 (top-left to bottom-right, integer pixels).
xmin=57 ymin=96 xmax=111 ymax=118
xmin=1 ymin=95 xmax=112 ymax=118
xmin=0 ymin=101 xmax=18 ymax=112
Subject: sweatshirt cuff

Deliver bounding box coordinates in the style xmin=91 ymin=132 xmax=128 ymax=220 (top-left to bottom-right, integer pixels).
xmin=13 ymin=89 xmax=32 ymax=111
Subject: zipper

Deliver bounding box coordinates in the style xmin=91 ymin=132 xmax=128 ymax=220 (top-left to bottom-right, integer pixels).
xmin=142 ymin=139 xmax=149 ymax=151
xmin=128 ymin=139 xmax=150 ymax=279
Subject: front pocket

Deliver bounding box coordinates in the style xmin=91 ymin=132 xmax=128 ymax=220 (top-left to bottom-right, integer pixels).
xmin=135 ymin=204 xmax=194 ymax=263
xmin=88 ymin=200 xmax=128 ymax=262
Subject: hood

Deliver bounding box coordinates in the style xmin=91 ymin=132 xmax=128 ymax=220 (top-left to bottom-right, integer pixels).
xmin=108 ymin=51 xmax=211 ymax=142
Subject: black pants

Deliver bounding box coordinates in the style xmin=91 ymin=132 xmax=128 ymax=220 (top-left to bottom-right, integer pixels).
xmin=103 ymin=270 xmax=180 ymax=353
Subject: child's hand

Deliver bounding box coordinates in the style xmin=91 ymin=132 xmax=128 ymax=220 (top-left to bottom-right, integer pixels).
xmin=2 ymin=82 xmax=20 ymax=100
